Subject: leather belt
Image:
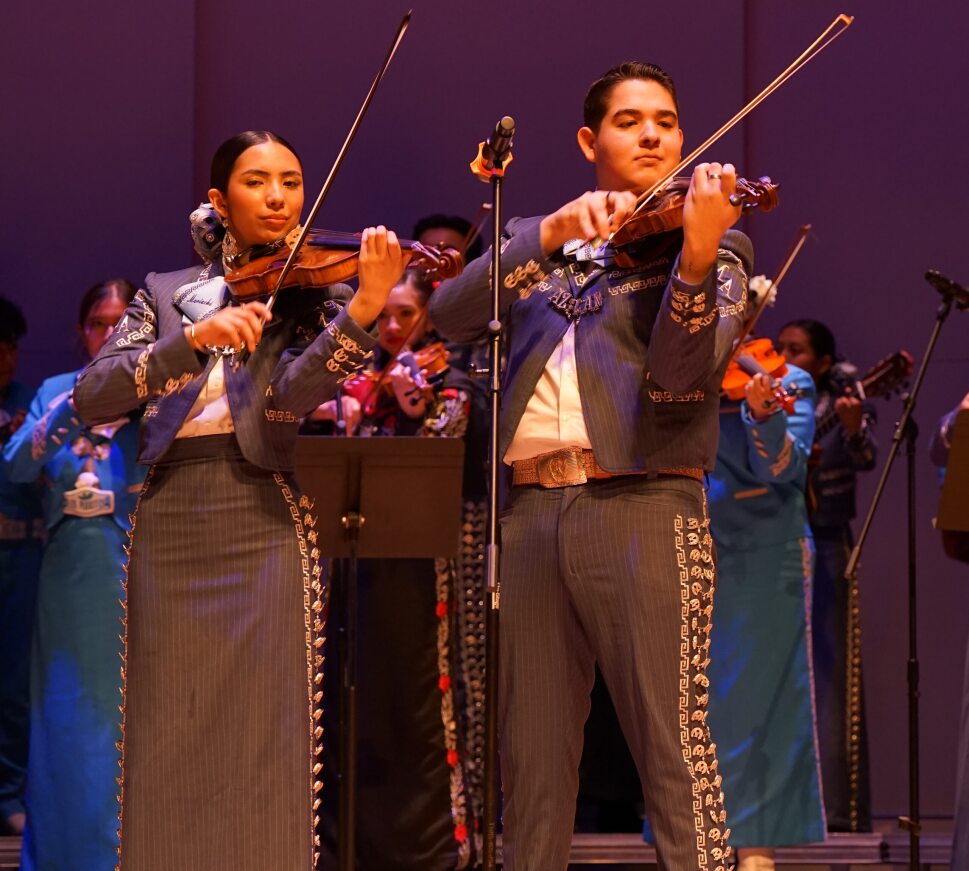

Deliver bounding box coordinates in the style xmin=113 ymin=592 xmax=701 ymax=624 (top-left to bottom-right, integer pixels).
xmin=511 ymin=446 xmax=704 ymax=489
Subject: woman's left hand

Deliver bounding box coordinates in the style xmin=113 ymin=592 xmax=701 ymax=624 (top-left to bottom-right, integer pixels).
xmin=745 ymin=372 xmax=779 ymax=421
xmin=835 ymin=395 xmax=864 ymax=435
xmin=388 ymin=363 xmax=427 ymax=417
xmin=349 ymin=226 xmax=409 ymax=328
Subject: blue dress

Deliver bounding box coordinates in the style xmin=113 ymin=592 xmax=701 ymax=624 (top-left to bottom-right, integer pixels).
xmin=705 ymin=364 xmax=825 ymax=847
xmin=3 ymin=371 xmax=145 ymax=871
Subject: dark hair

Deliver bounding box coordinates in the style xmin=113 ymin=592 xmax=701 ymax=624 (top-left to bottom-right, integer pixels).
xmin=781 ymin=318 xmax=836 ymax=361
xmin=398 ymin=267 xmax=436 ymax=307
xmin=0 ymin=296 xmax=27 ymax=345
xmin=209 ymin=131 xmax=302 ymax=193
xmin=412 ymin=213 xmax=484 ymax=263
xmin=79 ymin=278 xmax=138 ymax=327
xmin=583 ymin=62 xmax=679 ymax=132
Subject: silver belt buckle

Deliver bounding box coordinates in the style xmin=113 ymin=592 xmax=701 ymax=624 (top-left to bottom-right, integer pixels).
xmin=63 ymin=487 xmax=115 ymax=518
xmin=536 ymin=447 xmax=588 ymax=488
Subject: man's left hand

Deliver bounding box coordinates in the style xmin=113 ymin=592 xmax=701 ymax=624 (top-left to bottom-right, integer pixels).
xmin=678 ymin=162 xmax=743 ymax=284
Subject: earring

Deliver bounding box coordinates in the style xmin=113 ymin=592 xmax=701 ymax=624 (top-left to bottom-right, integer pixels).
xmin=221 ymin=221 xmax=241 ymax=262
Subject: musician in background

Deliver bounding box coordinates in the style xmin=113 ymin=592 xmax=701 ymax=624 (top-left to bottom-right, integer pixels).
xmin=310 ymin=267 xmax=489 ymax=869
xmin=3 ymin=279 xmax=142 ymax=871
xmin=413 ymin=213 xmax=488 ymax=376
xmin=0 ymin=296 xmax=42 ymax=838
xmin=413 ymin=214 xmax=484 ymax=264
xmin=776 ymin=319 xmax=877 ymax=832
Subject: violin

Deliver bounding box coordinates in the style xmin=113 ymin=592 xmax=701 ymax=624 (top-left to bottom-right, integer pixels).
xmin=609 ymin=176 xmax=779 ymax=265
xmin=721 ymin=337 xmax=799 ymax=414
xmin=342 ymin=341 xmax=450 ymax=418
xmin=225 ymin=229 xmax=464 ymax=301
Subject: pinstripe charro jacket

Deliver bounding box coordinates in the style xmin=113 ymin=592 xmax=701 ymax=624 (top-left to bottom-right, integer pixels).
xmin=427 ymin=216 xmax=752 ymax=473
xmin=73 ymin=265 xmax=376 ymax=472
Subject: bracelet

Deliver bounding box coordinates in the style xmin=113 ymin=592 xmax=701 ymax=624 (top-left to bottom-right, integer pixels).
xmin=189 ymin=323 xmax=205 ymax=353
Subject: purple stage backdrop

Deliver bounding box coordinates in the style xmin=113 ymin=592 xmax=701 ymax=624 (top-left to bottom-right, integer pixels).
xmin=3 ymin=0 xmax=968 ymax=822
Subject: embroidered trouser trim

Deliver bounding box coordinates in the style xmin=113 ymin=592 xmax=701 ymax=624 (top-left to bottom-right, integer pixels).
xmin=497 ymin=476 xmax=728 ymax=871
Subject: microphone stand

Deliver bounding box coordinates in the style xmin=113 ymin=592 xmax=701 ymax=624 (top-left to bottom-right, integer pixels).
xmin=469 ymin=119 xmax=514 ymax=871
xmin=845 ymin=274 xmax=964 ymax=870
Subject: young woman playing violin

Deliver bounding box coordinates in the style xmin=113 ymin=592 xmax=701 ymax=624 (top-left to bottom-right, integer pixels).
xmin=702 ymin=298 xmax=824 ymax=870
xmin=72 ymin=130 xmax=409 ymax=871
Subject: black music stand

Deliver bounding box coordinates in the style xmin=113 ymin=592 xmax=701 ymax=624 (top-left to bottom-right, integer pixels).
xmin=937 ymin=410 xmax=969 ymax=562
xmin=295 ymin=435 xmax=465 ymax=871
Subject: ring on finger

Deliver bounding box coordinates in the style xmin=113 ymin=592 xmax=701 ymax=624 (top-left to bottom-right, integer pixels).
xmin=708 ymin=172 xmax=721 ymax=180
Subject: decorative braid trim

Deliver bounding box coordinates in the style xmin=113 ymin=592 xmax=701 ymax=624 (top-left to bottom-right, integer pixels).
xmin=434 ymin=557 xmax=471 ymax=868
xmin=276 ymin=478 xmax=327 ymax=869
xmin=675 ymin=497 xmax=731 ymax=871
xmin=846 ymin=539 xmax=864 ymax=831
xmin=800 ymin=536 xmax=828 ymax=831
xmin=114 ymin=466 xmax=155 ymax=870
xmin=455 ymin=499 xmax=487 ymax=862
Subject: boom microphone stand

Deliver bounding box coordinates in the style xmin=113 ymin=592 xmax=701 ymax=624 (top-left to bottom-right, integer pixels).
xmin=844 ymin=269 xmax=969 ymax=870
xmin=469 ymin=116 xmax=515 ymax=871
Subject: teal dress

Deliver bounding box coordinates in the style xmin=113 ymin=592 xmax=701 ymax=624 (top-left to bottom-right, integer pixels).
xmin=705 ymin=364 xmax=825 ymax=847
xmin=2 ymin=371 xmax=145 ymax=871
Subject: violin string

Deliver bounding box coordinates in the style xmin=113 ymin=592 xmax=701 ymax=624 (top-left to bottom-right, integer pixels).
xmin=460 ymin=202 xmax=493 ymax=255
xmin=613 ymin=13 xmax=854 ymax=234
xmin=264 ymin=11 xmax=412 ymax=314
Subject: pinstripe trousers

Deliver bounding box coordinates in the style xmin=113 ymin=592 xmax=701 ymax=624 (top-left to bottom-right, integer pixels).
xmin=497 ymin=475 xmax=730 ymax=871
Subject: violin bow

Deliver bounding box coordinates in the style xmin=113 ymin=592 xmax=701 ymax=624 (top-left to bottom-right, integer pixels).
xmin=731 ymin=222 xmax=812 ymax=354
xmin=611 ymin=13 xmax=854 ymax=237
xmin=264 ymin=10 xmax=413 ymax=315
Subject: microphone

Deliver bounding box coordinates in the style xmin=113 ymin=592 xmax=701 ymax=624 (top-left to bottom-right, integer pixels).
xmin=470 ymin=116 xmax=515 ymax=181
xmin=925 ymin=269 xmax=969 ymax=310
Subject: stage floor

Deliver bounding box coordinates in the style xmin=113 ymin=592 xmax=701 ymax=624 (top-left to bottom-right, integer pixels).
xmin=0 ymin=831 xmax=953 ymax=869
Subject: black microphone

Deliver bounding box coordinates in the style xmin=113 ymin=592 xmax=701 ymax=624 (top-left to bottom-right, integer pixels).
xmin=470 ymin=116 xmax=515 ymax=181
xmin=925 ymin=269 xmax=969 ymax=310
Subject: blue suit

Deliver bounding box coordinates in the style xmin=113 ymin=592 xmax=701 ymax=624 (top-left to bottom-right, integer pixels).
xmin=3 ymin=371 xmax=145 ymax=871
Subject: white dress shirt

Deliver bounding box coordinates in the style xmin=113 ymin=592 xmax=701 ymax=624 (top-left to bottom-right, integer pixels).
xmin=503 ymin=323 xmax=592 ymax=463
xmin=175 ymin=357 xmax=235 ymax=438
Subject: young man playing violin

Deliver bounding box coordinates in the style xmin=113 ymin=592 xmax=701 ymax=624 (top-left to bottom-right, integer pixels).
xmin=429 ymin=63 xmax=751 ymax=871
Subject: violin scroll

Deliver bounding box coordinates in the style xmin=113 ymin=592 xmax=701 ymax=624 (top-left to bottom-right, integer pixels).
xmin=729 ymin=176 xmax=779 ymax=212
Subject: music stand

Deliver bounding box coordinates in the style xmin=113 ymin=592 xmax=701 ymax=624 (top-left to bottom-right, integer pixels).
xmin=295 ymin=435 xmax=465 ymax=871
xmin=937 ymin=410 xmax=969 ymax=562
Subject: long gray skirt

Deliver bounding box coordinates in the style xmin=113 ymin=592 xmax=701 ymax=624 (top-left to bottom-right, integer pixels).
xmin=118 ymin=435 xmax=325 ymax=870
